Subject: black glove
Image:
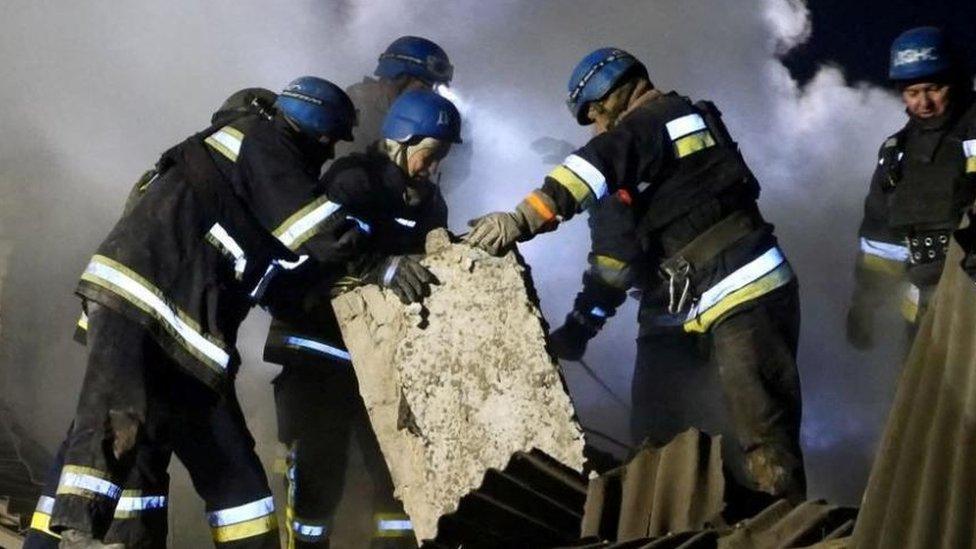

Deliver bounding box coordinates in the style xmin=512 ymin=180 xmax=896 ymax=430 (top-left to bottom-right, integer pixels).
xmin=845 ymin=305 xmax=874 ymax=350
xmin=372 ymin=255 xmax=439 ymax=304
xmin=549 ymin=312 xmax=601 ymax=361
xmin=314 ymin=214 xmax=370 ymax=264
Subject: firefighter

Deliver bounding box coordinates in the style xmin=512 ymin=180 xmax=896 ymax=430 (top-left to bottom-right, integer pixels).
xmin=46 ymin=76 xmax=365 ymax=548
xmin=262 ymin=36 xmax=454 ymax=548
xmin=465 ymin=48 xmax=805 ymax=501
xmin=264 ymin=89 xmax=460 ymax=549
xmin=846 ymin=26 xmax=976 ymax=349
xmin=24 ymin=89 xmax=283 ymax=549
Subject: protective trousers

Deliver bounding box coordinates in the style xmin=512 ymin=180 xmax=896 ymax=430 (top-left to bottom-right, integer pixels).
xmin=273 ymin=363 xmax=414 ymax=548
xmin=24 ymin=428 xmax=167 ymax=549
xmin=632 ymin=282 xmax=805 ymax=502
xmin=49 ymin=306 xmax=278 ymax=548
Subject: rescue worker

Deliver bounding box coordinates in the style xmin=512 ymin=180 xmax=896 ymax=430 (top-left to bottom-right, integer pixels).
xmin=846 ymin=27 xmax=976 ymax=349
xmin=24 ymin=89 xmax=282 ymax=549
xmin=262 ymin=36 xmax=454 ymax=548
xmin=47 ymin=76 xmax=365 ymax=548
xmin=465 ymin=47 xmax=806 ymax=502
xmin=264 ymin=89 xmax=460 ymax=548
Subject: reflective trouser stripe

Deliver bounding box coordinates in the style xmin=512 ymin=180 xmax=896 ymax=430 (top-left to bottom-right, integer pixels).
xmin=57 ymin=465 xmax=122 ymax=500
xmin=684 ymin=248 xmax=794 ymax=333
xmin=283 ymin=336 xmax=351 ymax=361
xmin=291 ymin=519 xmax=328 ymax=542
xmin=30 ymin=496 xmax=59 ymax=538
xmin=209 ymin=496 xmax=277 ymax=543
xmin=113 ymin=491 xmax=168 ymax=519
xmin=81 ymin=254 xmax=231 ymax=371
xmin=374 ymin=514 xmax=413 ymax=538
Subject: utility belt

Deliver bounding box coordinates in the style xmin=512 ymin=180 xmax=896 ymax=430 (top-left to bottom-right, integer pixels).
xmin=658 ymin=208 xmax=764 ymax=315
xmin=906 ymin=229 xmax=950 ymax=265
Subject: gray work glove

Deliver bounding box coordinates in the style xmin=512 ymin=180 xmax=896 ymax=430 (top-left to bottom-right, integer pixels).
xmin=372 ymin=255 xmax=439 ymax=304
xmin=464 ymin=211 xmax=530 ymax=255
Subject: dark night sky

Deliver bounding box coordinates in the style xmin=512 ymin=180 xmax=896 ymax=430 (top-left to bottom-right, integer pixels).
xmin=784 ymin=0 xmax=976 ymax=86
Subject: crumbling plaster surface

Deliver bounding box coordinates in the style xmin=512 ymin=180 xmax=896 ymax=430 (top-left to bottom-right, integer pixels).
xmin=332 ymin=229 xmax=585 ymax=542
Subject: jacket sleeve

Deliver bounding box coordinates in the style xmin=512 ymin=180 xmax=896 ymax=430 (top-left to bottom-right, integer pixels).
xmin=238 ymin=128 xmax=349 ymax=263
xmin=850 ymin=144 xmax=907 ymax=318
xmin=517 ymin=108 xmax=667 ymax=232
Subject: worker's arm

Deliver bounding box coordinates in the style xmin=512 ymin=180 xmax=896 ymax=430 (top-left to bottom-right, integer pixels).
xmin=465 ymin=107 xmax=664 ymax=255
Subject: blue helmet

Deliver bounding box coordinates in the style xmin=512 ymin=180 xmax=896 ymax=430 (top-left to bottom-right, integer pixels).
xmin=566 ymin=47 xmax=641 ymax=125
xmin=274 ymin=76 xmax=357 ymax=141
xmin=375 ymin=36 xmax=454 ymax=85
xmin=382 ymin=90 xmax=462 ymax=144
xmin=889 ymin=27 xmax=954 ymax=81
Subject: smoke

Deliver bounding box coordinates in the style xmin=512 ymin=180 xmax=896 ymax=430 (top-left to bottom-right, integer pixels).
xmin=0 ymin=0 xmax=918 ymax=542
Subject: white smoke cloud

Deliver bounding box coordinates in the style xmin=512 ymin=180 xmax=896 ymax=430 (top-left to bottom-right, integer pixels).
xmin=0 ymin=0 xmax=921 ymax=540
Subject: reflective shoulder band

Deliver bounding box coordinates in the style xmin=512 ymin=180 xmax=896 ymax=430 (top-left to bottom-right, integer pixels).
xmin=273 ymin=197 xmax=342 ymax=251
xmin=209 ymin=496 xmax=277 ymax=543
xmin=860 ymin=237 xmax=909 ymax=262
xmin=666 ymin=113 xmax=707 ymax=140
xmin=204 ymin=126 xmax=245 ymax=162
xmin=81 ymin=255 xmax=231 ymax=371
xmin=57 ymin=465 xmax=122 ymax=500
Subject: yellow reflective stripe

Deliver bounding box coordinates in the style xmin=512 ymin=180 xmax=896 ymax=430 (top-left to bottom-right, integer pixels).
xmin=204 ymin=126 xmax=245 ymax=162
xmin=859 ymin=253 xmax=905 ymax=277
xmin=684 ymin=262 xmax=794 ymax=333
xmin=593 ymin=254 xmax=627 ymax=271
xmin=673 ymin=130 xmax=716 ymax=158
xmin=967 ymin=157 xmax=976 ymax=174
xmin=273 ymin=196 xmax=342 ymax=251
xmin=80 ymin=254 xmax=231 ymax=372
xmin=31 ymin=511 xmax=60 ymax=538
xmin=212 ymin=514 xmax=278 ymax=543
xmin=77 ymin=311 xmax=89 ymax=331
xmin=901 ymin=284 xmax=920 ymax=322
xmin=548 ymin=165 xmax=593 ymax=207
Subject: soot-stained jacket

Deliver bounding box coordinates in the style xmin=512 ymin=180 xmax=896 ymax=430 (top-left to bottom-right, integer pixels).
xmin=262 ymin=149 xmax=448 ymax=367
xmin=530 ymin=91 xmax=792 ymax=334
xmin=76 ymin=111 xmax=354 ymax=390
xmin=851 ymin=95 xmax=976 ymax=324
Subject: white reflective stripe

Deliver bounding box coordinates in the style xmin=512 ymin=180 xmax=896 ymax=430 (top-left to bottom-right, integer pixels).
xmin=378 ymin=519 xmax=413 ymax=531
xmin=277 ymin=201 xmax=342 ymax=250
xmin=563 ymin=154 xmax=608 ymax=199
xmin=208 ymin=223 xmax=248 ymax=277
xmin=84 ymin=259 xmax=231 ymax=369
xmin=208 ymin=496 xmax=275 ymax=527
xmin=382 ymin=256 xmax=402 ymax=286
xmin=37 ymin=495 xmax=55 ymax=514
xmin=284 ymin=336 xmax=351 ymax=362
xmin=209 ymin=129 xmax=243 ymax=160
xmin=293 ymin=522 xmax=327 ymax=538
xmin=964 ymin=139 xmax=976 ymax=158
xmin=860 ymin=237 xmax=910 ymax=262
xmin=906 ymin=283 xmax=920 ymax=305
xmin=589 ymin=307 xmax=608 ymax=319
xmin=665 ymin=113 xmax=707 ymax=140
xmin=348 ymin=215 xmax=372 ymax=234
xmin=687 ymin=247 xmax=786 ymax=320
xmin=60 ymin=471 xmax=121 ymax=499
xmin=394 ymin=217 xmax=417 ymax=228
xmin=116 ymin=495 xmax=167 ymax=512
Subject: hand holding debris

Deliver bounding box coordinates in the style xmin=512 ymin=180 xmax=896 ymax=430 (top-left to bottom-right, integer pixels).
xmin=463 ymin=211 xmax=526 ymax=255
xmin=372 ymin=255 xmax=439 ymax=304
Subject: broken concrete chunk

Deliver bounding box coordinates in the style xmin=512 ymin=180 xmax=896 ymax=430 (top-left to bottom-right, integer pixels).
xmin=332 ymin=229 xmax=586 ymax=543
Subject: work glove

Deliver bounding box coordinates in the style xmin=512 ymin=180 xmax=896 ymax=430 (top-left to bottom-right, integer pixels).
xmin=464 ymin=210 xmax=530 ymax=256
xmin=313 ymin=214 xmax=371 ymax=265
xmin=845 ymin=305 xmax=874 ymax=350
xmin=371 ymin=255 xmax=439 ymax=304
xmin=549 ymin=312 xmax=601 ymax=361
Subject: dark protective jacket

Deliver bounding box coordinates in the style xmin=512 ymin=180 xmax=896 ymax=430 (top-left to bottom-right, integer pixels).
xmin=851 ymin=94 xmax=976 ymax=324
xmin=262 ymin=150 xmax=448 ymax=366
xmin=76 ymin=111 xmax=354 ymax=390
xmin=538 ymin=91 xmax=793 ymax=334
